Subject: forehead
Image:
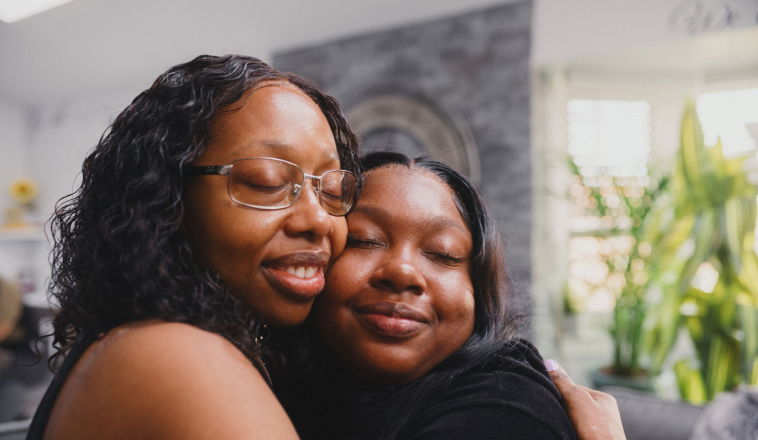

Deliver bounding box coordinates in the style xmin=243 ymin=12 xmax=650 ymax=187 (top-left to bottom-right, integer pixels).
xmin=205 ymin=83 xmax=339 ymax=166
xmin=357 ymin=166 xmax=468 ymax=231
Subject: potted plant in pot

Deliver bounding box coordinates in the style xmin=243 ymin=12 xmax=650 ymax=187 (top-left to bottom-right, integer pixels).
xmin=567 ymin=159 xmax=669 ymax=392
xmin=643 ymin=100 xmax=758 ymax=403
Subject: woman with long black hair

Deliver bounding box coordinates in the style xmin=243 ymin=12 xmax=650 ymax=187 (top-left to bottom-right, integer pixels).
xmin=275 ymin=152 xmax=624 ymax=440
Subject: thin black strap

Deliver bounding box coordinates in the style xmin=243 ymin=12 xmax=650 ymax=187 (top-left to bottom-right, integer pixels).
xmin=26 ymin=324 xmax=114 ymax=440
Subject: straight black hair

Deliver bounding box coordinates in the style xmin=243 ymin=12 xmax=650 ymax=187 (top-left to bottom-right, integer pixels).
xmin=274 ymin=151 xmax=523 ymax=440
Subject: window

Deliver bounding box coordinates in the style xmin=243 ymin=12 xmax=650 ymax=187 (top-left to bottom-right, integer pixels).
xmin=566 ymin=99 xmax=652 ymax=313
xmin=697 ymin=87 xmax=758 ymax=157
xmin=698 ymin=87 xmax=758 ymax=254
xmin=568 ymin=100 xmax=651 ymax=178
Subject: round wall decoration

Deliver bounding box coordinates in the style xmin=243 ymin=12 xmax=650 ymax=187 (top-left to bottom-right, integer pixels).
xmin=345 ymin=94 xmax=480 ymax=185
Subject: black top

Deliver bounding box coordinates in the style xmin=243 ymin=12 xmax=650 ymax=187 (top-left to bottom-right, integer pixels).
xmin=276 ymin=338 xmax=577 ymax=440
xmin=26 ymin=324 xmax=271 ymax=440
xmin=401 ymin=361 xmax=576 ymax=439
xmin=26 ymin=324 xmax=110 ymax=440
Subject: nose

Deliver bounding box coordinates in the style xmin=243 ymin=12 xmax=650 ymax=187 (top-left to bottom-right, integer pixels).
xmin=282 ymin=180 xmax=333 ymax=240
xmin=369 ymin=254 xmax=427 ymax=295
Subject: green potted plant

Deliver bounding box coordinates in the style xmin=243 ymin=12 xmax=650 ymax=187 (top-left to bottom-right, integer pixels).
xmin=567 ymin=159 xmax=669 ymax=391
xmin=643 ymin=100 xmax=758 ymax=403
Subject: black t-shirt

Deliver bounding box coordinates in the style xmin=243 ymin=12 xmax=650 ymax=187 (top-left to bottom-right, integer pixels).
xmin=401 ymin=361 xmax=576 ymax=439
xmin=276 ymin=338 xmax=577 ymax=440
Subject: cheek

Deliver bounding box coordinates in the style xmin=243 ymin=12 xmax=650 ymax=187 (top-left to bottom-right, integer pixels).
xmin=323 ymin=249 xmax=370 ymax=303
xmin=461 ymin=293 xmax=476 ymax=333
xmin=235 ymin=211 xmax=282 ymax=247
xmin=216 ymin=209 xmax=278 ymax=253
xmin=315 ymin=255 xmax=362 ymax=345
xmin=182 ymin=185 xmax=224 ymax=265
xmin=328 ymin=217 xmax=348 ymax=265
xmin=183 ymin=185 xmax=284 ymax=271
xmin=451 ymin=293 xmax=475 ymax=335
xmin=318 ymin=250 xmax=377 ymax=329
xmin=436 ymin=278 xmax=476 ymax=338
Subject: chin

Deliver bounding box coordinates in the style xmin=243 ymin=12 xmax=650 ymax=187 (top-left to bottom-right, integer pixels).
xmin=248 ymin=300 xmax=314 ymax=328
xmin=350 ymin=360 xmax=426 ymax=385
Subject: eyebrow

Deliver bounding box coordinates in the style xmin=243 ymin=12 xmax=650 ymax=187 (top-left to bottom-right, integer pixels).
xmin=350 ymin=205 xmax=469 ymax=233
xmin=258 ymin=140 xmax=340 ymax=164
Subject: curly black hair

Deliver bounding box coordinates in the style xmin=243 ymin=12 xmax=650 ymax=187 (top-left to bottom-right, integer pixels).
xmin=48 ymin=54 xmax=360 ymax=365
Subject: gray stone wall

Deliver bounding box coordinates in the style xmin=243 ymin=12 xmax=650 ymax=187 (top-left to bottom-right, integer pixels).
xmin=274 ymin=1 xmax=533 ymax=327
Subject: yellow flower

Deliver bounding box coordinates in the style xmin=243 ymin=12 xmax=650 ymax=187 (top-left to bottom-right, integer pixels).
xmin=9 ymin=178 xmax=37 ymax=204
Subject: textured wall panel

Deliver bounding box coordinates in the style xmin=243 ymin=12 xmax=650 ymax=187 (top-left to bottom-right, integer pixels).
xmin=274 ymin=1 xmax=533 ymax=328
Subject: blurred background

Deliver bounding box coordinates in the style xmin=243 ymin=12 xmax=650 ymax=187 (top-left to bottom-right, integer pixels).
xmin=1 ymin=0 xmax=757 ymax=437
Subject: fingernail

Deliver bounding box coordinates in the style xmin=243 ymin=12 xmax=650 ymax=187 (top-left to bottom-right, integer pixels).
xmin=545 ymin=359 xmax=559 ymax=372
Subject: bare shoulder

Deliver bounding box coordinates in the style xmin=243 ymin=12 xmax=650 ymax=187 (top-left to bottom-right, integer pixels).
xmin=101 ymin=320 xmax=251 ymax=366
xmin=47 ymin=321 xmax=298 ymax=440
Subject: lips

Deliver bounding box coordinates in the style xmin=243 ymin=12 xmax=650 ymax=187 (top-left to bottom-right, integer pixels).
xmin=262 ymin=251 xmax=330 ymax=301
xmin=354 ymin=302 xmax=430 ymax=338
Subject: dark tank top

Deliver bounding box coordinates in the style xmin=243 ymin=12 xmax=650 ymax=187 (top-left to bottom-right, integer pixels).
xmin=26 ymin=324 xmax=271 ymax=440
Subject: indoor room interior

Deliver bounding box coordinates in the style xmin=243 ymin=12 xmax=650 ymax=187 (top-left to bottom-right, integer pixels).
xmin=1 ymin=0 xmax=757 ymax=439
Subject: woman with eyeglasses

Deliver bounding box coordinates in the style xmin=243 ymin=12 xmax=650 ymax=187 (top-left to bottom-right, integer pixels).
xmin=28 ymin=54 xmax=360 ymax=439
xmin=27 ymin=54 xmax=623 ymax=440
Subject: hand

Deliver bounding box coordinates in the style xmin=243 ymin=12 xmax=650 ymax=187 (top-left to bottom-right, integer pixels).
xmin=545 ymin=359 xmax=626 ymax=440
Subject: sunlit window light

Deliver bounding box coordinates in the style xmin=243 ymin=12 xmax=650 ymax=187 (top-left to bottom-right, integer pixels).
xmin=691 ymin=262 xmax=719 ymax=293
xmin=567 ymin=100 xmax=651 ymax=179
xmin=566 ymin=100 xmax=652 ymax=313
xmin=697 ymin=88 xmax=758 ymax=157
xmin=0 ymin=0 xmax=74 ymax=23
xmin=567 ymin=235 xmax=635 ymax=313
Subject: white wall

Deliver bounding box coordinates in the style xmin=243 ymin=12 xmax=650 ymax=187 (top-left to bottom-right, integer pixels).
xmin=1 ymin=86 xmax=146 ymax=231
xmin=26 ymin=87 xmax=143 ymax=220
xmin=0 ymin=90 xmax=140 ymax=303
xmin=532 ymin=0 xmax=758 ymax=64
xmin=0 ymin=99 xmax=29 ymax=218
xmin=0 ymin=98 xmax=32 ymax=284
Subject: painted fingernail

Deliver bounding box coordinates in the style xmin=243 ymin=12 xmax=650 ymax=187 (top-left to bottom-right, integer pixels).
xmin=545 ymin=359 xmax=559 ymax=372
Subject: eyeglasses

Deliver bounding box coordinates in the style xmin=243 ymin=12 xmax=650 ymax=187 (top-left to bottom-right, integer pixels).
xmin=184 ymin=157 xmax=358 ymax=216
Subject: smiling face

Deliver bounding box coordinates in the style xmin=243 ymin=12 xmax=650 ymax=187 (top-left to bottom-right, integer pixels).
xmin=314 ymin=166 xmax=476 ymax=384
xmin=182 ymin=83 xmax=348 ymax=327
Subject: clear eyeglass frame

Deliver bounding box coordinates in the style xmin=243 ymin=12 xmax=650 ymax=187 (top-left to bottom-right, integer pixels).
xmin=183 ymin=157 xmax=358 ymax=216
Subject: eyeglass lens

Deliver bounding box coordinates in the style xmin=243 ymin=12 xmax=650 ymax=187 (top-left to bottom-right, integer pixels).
xmin=320 ymin=170 xmax=357 ymax=215
xmin=229 ymin=158 xmax=357 ymax=215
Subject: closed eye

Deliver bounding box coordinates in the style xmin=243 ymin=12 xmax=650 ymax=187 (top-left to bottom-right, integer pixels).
xmin=346 ymin=233 xmax=384 ymax=249
xmin=424 ymin=251 xmax=465 ymax=266
xmin=242 ymin=183 xmax=289 ymax=194
xmin=321 ymin=191 xmax=341 ymax=201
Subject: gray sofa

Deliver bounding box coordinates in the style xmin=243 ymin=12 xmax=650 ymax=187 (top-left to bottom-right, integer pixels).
xmin=0 ymin=419 xmax=30 ymax=440
xmin=603 ymin=386 xmax=704 ymax=440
